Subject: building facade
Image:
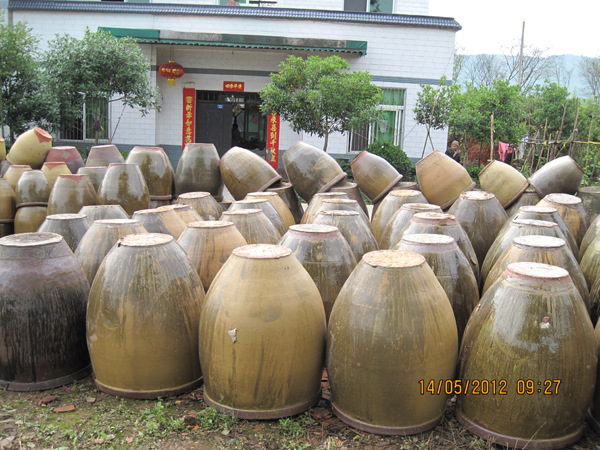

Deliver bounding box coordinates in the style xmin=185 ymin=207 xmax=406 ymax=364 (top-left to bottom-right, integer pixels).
xmin=7 ymin=0 xmax=460 ymax=165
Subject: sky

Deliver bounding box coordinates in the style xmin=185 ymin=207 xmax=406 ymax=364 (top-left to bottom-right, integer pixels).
xmin=428 ymin=0 xmax=600 ymax=57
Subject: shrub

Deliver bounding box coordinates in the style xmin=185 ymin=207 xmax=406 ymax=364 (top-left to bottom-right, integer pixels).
xmin=366 ymin=141 xmax=415 ymax=181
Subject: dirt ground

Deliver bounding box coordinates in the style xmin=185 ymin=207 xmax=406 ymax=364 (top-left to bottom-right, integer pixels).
xmin=1 ymin=372 xmax=600 ymax=450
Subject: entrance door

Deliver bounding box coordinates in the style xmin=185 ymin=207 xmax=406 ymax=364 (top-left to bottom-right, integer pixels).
xmin=195 ymin=101 xmax=233 ymax=157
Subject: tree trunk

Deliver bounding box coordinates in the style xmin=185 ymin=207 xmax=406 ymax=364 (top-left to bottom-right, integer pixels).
xmin=323 ymin=132 xmax=329 ymax=152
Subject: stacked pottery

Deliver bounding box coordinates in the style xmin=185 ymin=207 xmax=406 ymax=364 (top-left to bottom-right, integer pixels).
xmin=504 ymin=188 xmax=541 ymax=216
xmin=175 ymin=192 xmax=223 ymax=220
xmin=0 ymin=179 xmax=16 ymax=237
xmin=301 ymin=192 xmax=348 ymax=224
xmin=416 ymin=151 xmax=475 ymax=209
xmin=3 ymin=164 xmax=32 ymax=192
xmin=6 ymin=127 xmax=52 ymax=169
xmin=160 ymin=204 xmax=202 ymax=226
xmin=220 ymin=209 xmax=281 ymax=244
xmin=14 ymin=170 xmax=50 ymax=234
xmin=327 ymin=180 xmax=369 ymax=216
xmin=313 ymin=210 xmax=378 ymax=263
xmin=458 ymin=262 xmax=596 ymax=449
xmin=279 ymin=224 xmax=357 ymax=322
xmin=328 ymin=250 xmax=457 ymax=435
xmin=478 ymin=160 xmax=529 ymax=208
xmin=371 ymin=190 xmax=428 ymax=245
xmin=177 ymin=220 xmax=247 ymax=291
xmin=38 ymin=213 xmax=90 ymax=252
xmin=131 ymin=207 xmax=186 ymax=239
xmin=448 ymin=191 xmax=508 ymax=266
xmin=41 ymin=162 xmax=71 ymax=190
xmin=246 ymin=191 xmax=295 ymax=230
xmin=87 ymin=233 xmax=204 ymax=398
xmin=220 ymin=147 xmax=281 ymax=200
xmin=86 ymin=144 xmax=125 ymax=167
xmin=47 ymin=174 xmax=97 ymax=215
xmin=578 ymin=186 xmax=600 ymax=220
xmin=126 ymin=147 xmax=173 ymax=208
xmin=175 ymin=143 xmax=224 ymax=200
xmin=98 ymin=163 xmax=150 ymax=216
xmin=77 ymin=167 xmax=107 ymax=193
xmin=371 ymin=181 xmax=422 ymax=219
xmin=314 ymin=198 xmax=372 ymax=230
xmin=537 ymin=193 xmax=590 ymax=247
xmin=266 ymin=182 xmax=304 ymax=224
xmin=78 ymin=205 xmax=129 ymax=223
xmin=350 ymin=150 xmax=402 ymax=204
xmin=528 ymin=155 xmax=585 ymax=196
xmin=379 ymin=203 xmax=442 ymax=249
xmin=228 ymin=199 xmax=286 ymax=236
xmin=282 ymin=141 xmax=346 ymax=202
xmin=75 ymin=219 xmax=148 ymax=285
xmin=395 ymin=234 xmax=479 ymax=342
xmin=45 ymin=146 xmax=84 ymax=174
xmin=0 ymin=233 xmax=91 ymax=390
xmin=199 ymin=244 xmax=326 ymax=418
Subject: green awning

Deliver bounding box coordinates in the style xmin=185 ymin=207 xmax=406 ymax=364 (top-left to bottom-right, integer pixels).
xmin=100 ymin=27 xmax=367 ymax=55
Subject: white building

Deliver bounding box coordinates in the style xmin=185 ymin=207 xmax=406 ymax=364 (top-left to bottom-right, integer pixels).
xmin=7 ymin=0 xmax=460 ymax=165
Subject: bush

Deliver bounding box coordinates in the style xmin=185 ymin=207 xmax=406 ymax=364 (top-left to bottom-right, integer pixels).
xmin=366 ymin=141 xmax=415 ymax=181
xmin=336 ymin=158 xmax=353 ymax=181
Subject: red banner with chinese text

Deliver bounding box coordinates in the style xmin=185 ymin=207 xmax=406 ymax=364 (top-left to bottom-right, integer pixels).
xmin=182 ymin=86 xmax=196 ymax=149
xmin=267 ymin=113 xmax=280 ymax=170
xmin=223 ymin=81 xmax=245 ymax=92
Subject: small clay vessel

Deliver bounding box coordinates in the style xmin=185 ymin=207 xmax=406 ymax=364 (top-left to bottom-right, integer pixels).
xmin=6 ymin=127 xmax=52 ymax=169
xmin=47 ymin=174 xmax=97 ymax=215
xmin=42 ymin=162 xmax=71 ymax=190
xmin=175 ymin=192 xmax=223 ymax=220
xmin=98 ymin=163 xmax=150 ymax=216
xmin=86 ymin=144 xmax=125 ymax=167
xmin=38 ymin=213 xmax=91 ymax=252
xmin=220 ymin=208 xmax=281 ymax=244
xmin=220 ymin=147 xmax=281 ymax=200
xmin=174 ymin=143 xmax=223 ymax=199
xmin=379 ymin=203 xmax=442 ymax=249
xmin=371 ymin=190 xmax=428 ymax=245
xmin=537 ymin=193 xmax=590 ymax=247
xmin=350 ymin=150 xmax=402 ymax=202
xmin=45 ymin=146 xmax=84 ymax=174
xmin=478 ymin=160 xmax=529 ymax=208
xmin=301 ymin=192 xmax=348 ymax=224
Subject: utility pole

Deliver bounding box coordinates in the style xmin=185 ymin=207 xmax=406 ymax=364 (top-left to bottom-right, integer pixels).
xmin=518 ymin=21 xmax=525 ymax=87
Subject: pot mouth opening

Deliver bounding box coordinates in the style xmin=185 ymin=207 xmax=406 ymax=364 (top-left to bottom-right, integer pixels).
xmin=363 ymin=250 xmax=425 ymax=268
xmin=506 ymin=262 xmax=570 ymax=282
xmin=512 ymin=235 xmax=565 ymax=249
xmin=233 ymin=244 xmax=291 ymax=259
xmin=0 ymin=232 xmax=62 ymax=247
xmin=119 ymin=233 xmax=173 ymax=247
xmin=188 ymin=220 xmax=233 ymax=229
xmin=177 ymin=192 xmax=211 ymax=199
xmin=543 ymin=193 xmax=581 ymax=206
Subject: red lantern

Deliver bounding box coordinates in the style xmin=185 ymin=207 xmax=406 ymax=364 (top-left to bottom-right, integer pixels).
xmin=159 ymin=61 xmax=184 ymax=87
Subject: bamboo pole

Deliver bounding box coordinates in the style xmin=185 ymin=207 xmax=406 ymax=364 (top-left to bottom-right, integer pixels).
xmin=490 ymin=112 xmax=494 ymax=162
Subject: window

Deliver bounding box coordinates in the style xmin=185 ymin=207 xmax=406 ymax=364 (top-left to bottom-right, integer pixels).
xmin=61 ymin=98 xmax=109 ymax=142
xmin=344 ymin=0 xmax=393 ymax=13
xmin=348 ymin=88 xmax=405 ymax=152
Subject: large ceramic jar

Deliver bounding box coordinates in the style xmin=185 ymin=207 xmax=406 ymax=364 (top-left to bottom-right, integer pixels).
xmin=528 ymin=155 xmax=585 ymax=197
xmin=314 ymin=198 xmax=372 ymax=230
xmin=3 ymin=165 xmax=32 ymax=192
xmin=0 ymin=232 xmax=91 ymax=390
xmin=228 ymin=199 xmax=286 ymax=235
xmin=175 ymin=192 xmax=223 ymax=220
xmin=6 ymin=127 xmax=52 ymax=169
xmin=126 ymin=146 xmax=173 ymax=203
xmin=578 ymin=186 xmax=600 ymax=220
xmin=300 ymin=192 xmax=348 ymax=224
xmin=77 ymin=167 xmax=107 ymax=193
xmin=78 ymin=204 xmax=129 ymax=223
xmin=328 ymin=180 xmax=369 ymax=216
xmin=0 ymin=136 xmax=5 ymax=161
xmin=371 ymin=190 xmax=428 ymax=245
xmin=14 ymin=170 xmax=50 ymax=207
xmin=220 ymin=147 xmax=281 ymax=200
xmin=220 ymin=209 xmax=281 ymax=244
xmin=199 ymin=244 xmax=326 ymax=418
xmin=41 ymin=162 xmax=71 ymax=190
xmin=131 ymin=208 xmax=187 ymax=239
xmin=47 ymin=174 xmax=97 ymax=215
xmin=87 ymin=233 xmax=204 ymax=398
xmin=86 ymin=145 xmax=125 ymax=167
xmin=45 ymin=146 xmax=84 ymax=174
xmin=328 ymin=250 xmax=457 ymax=435
xmin=246 ymin=191 xmax=295 ymax=230
xmin=174 ymin=143 xmax=224 ymax=199
xmin=266 ymin=182 xmax=304 ymax=224
xmin=97 ymin=163 xmax=150 ymax=216
xmin=580 ymin=214 xmax=600 ymax=259
xmin=279 ymin=224 xmax=357 ymax=322
xmin=38 ymin=213 xmax=90 ymax=252
xmin=379 ymin=203 xmax=442 ymax=250
xmin=458 ymin=262 xmax=596 ymax=449
xmin=159 ymin=204 xmax=202 ymax=225
xmin=537 ymin=193 xmax=590 ymax=247
xmin=0 ymin=179 xmax=15 ymax=237
xmin=478 ymin=160 xmax=529 ymax=208
xmin=350 ymin=151 xmax=402 ymax=203
xmin=504 ymin=189 xmax=541 ymax=217
xmin=588 ymin=322 xmax=600 ymax=433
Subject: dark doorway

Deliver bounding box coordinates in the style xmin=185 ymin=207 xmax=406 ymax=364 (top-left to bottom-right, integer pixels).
xmin=195 ymin=90 xmax=267 ymax=157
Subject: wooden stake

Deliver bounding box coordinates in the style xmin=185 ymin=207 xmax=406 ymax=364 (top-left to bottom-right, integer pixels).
xmin=490 ymin=112 xmax=495 ymax=161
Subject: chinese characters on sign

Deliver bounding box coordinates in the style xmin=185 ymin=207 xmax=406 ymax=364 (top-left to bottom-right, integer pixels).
xmin=182 ymin=87 xmax=196 ymax=150
xmin=267 ymin=113 xmax=280 ymax=170
xmin=223 ymin=81 xmax=245 ymax=92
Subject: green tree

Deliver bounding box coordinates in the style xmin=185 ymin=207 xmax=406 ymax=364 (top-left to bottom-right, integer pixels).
xmin=43 ymin=28 xmax=159 ymax=144
xmin=579 ymin=56 xmax=600 ymax=100
xmin=260 ymin=55 xmax=383 ymax=151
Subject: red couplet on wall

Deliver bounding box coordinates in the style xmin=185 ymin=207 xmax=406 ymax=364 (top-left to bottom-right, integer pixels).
xmin=267 ymin=113 xmax=280 ymax=169
xmin=223 ymin=81 xmax=245 ymax=92
xmin=182 ymin=86 xmax=196 ymax=150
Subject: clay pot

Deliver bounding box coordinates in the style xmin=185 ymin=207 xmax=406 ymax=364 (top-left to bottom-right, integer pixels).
xmin=0 ymin=179 xmax=16 ymax=221
xmin=504 ymin=188 xmax=541 ymax=217
xmin=328 ymin=250 xmax=457 ymax=435
xmin=279 ymin=224 xmax=357 ymax=322
xmin=350 ymin=151 xmax=402 ymax=203
xmin=175 ymin=192 xmax=223 ymax=220
xmin=315 ymin=198 xmax=372 ymax=231
xmin=229 ymin=199 xmax=286 ymax=235
xmin=529 ymin=155 xmax=585 ymax=197
xmin=98 ymin=163 xmax=150 ymax=216
xmin=47 ymin=174 xmax=97 ymax=215
xmin=14 ymin=170 xmax=50 ymax=206
xmin=131 ymin=207 xmax=187 ymax=239
xmin=6 ymin=127 xmax=52 ymax=169
xmin=589 ymin=323 xmax=600 ymax=432
xmin=175 ymin=143 xmax=223 ymax=199
xmin=282 ymin=141 xmax=346 ymax=202
xmin=126 ymin=146 xmax=173 ymax=201
xmin=580 ymin=236 xmax=600 ymax=298
xmin=159 ymin=204 xmax=202 ymax=225
xmin=38 ymin=213 xmax=90 ymax=252
xmin=328 ymin=180 xmax=369 ymax=216
xmin=86 ymin=144 xmax=125 ymax=167
xmin=3 ymin=165 xmax=32 ymax=192
xmin=483 ymin=235 xmax=589 ymax=312
xmin=379 ymin=203 xmax=442 ymax=249
xmin=458 ymin=262 xmax=596 ymax=449
xmin=87 ymin=233 xmax=204 ymax=398
xmin=301 ymin=192 xmax=348 ymax=224
xmin=371 ymin=190 xmax=428 ymax=245
xmin=416 ymin=151 xmax=475 ymax=209
xmin=580 ymin=214 xmax=600 ymax=259
xmin=220 ymin=147 xmax=282 ymax=200
xmin=220 ymin=208 xmax=281 ymax=244
xmin=77 ymin=166 xmax=107 ymax=192
xmin=537 ymin=193 xmax=590 ymax=247
xmin=447 ymin=191 xmax=508 ymax=265
xmin=266 ymin=182 xmax=303 ymax=225
xmin=42 ymin=162 xmax=71 ymax=190
xmin=0 ymin=160 xmax=10 ymax=177
xmin=45 ymin=146 xmax=84 ymax=174
xmin=246 ymin=191 xmax=295 ymax=230
xmin=578 ymin=186 xmax=600 ymax=221
xmin=14 ymin=206 xmax=47 ymax=233
xmin=0 ymin=232 xmax=91 ymax=390
xmin=0 ymin=137 xmax=5 ymax=161
xmin=78 ymin=204 xmax=129 ymax=223
xmin=0 ymin=222 xmax=13 ymax=238
xmin=395 ymin=234 xmax=478 ymax=343
xmin=313 ymin=210 xmax=378 ymax=263
xmin=478 ymin=160 xmax=529 ymax=208
xmin=75 ymin=219 xmax=148 ymax=285
xmin=199 ymin=244 xmax=326 ymax=418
